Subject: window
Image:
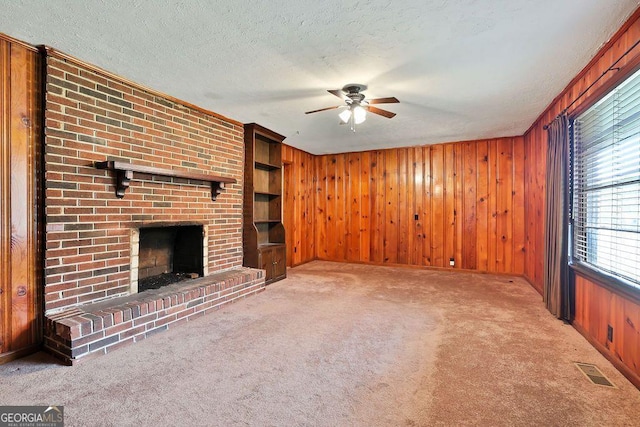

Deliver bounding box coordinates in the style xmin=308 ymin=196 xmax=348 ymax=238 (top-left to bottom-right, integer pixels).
xmin=572 ymin=67 xmax=640 ymax=291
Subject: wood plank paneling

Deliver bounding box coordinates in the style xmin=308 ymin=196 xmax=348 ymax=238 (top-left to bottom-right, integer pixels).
xmin=347 ymin=153 xmax=361 ymax=262
xmin=282 ymin=144 xmax=315 ymax=267
xmin=283 ymin=163 xmax=294 ymax=267
xmin=476 ymin=140 xmax=489 ymax=272
xmin=1 ymin=38 xmax=9 ymax=357
xmin=487 ymin=140 xmax=498 ymax=272
xmin=430 ymin=144 xmax=445 ymax=267
xmin=315 ymin=154 xmax=327 ymax=260
xmin=9 ymin=43 xmax=32 ymax=350
xmin=359 ymin=151 xmax=371 ymax=263
xmin=524 ymin=125 xmax=546 ymax=294
xmin=398 ymin=148 xmax=409 ymax=265
xmin=335 ymin=154 xmax=346 ymax=261
xmin=326 ymin=156 xmax=338 ymax=260
xmin=462 ymin=142 xmax=477 ymax=269
xmin=422 ymin=147 xmax=432 ymax=266
xmin=310 ymin=137 xmax=525 ymax=274
xmin=573 ymin=275 xmax=640 ymax=388
xmin=384 ymin=149 xmax=399 ymax=264
xmin=0 ymin=34 xmax=42 ymax=363
xmin=497 ymin=138 xmax=513 ymax=273
xmin=412 ymin=147 xmax=424 ymax=266
xmin=373 ymin=151 xmax=385 ymax=263
xmin=443 ymin=144 xmax=455 ymax=267
xmin=512 ymin=138 xmax=526 ymax=274
xmin=454 ymin=144 xmax=464 ymax=269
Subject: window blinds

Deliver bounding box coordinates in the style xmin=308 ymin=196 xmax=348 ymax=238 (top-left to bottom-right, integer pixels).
xmin=572 ymin=68 xmax=640 ymax=289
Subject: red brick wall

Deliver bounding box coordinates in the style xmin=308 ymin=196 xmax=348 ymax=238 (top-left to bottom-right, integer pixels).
xmin=44 ymin=52 xmax=244 ymax=313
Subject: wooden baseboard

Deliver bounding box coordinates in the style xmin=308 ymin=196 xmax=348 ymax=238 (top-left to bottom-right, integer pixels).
xmin=0 ymin=345 xmax=42 ymax=365
xmin=289 ymin=258 xmax=318 ymax=268
xmin=313 ymin=257 xmax=528 ymax=278
xmin=522 ymin=274 xmax=543 ymax=296
xmin=572 ymin=322 xmax=640 ymax=390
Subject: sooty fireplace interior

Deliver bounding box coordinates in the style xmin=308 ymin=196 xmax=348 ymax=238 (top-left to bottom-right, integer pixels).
xmin=135 ymin=225 xmax=205 ymax=292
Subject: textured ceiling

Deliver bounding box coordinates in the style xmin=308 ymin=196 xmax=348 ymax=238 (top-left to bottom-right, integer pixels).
xmin=2 ymin=1 xmax=639 ymax=154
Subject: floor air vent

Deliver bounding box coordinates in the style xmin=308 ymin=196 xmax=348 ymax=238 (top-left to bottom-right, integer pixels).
xmin=575 ymin=363 xmax=616 ymax=388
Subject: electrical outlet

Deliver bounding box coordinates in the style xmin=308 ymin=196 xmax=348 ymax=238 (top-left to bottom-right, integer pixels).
xmin=449 ymin=257 xmax=455 ymax=266
xmin=607 ymin=325 xmax=613 ymax=342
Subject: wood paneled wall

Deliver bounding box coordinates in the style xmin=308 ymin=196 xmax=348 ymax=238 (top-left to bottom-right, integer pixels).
xmin=573 ymin=276 xmax=640 ymax=388
xmin=523 ymin=9 xmax=640 ymax=385
xmin=282 ymin=144 xmax=316 ymax=267
xmin=283 ymin=138 xmax=525 ymax=274
xmin=523 ymin=123 xmax=546 ymax=294
xmin=314 ymin=139 xmax=525 ymax=273
xmin=0 ymin=34 xmax=42 ymax=363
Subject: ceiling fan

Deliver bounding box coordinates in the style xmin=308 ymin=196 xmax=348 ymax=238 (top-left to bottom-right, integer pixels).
xmin=305 ymin=84 xmax=399 ymax=131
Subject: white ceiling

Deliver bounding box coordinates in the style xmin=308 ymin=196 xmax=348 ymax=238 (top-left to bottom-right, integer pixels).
xmin=2 ymin=1 xmax=639 ymax=154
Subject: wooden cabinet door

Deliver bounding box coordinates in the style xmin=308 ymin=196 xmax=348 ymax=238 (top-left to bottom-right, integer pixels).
xmin=272 ymin=246 xmax=286 ymax=281
xmin=0 ymin=36 xmax=42 ymax=364
xmin=259 ymin=246 xmax=286 ymax=284
xmin=259 ymin=247 xmax=274 ymax=281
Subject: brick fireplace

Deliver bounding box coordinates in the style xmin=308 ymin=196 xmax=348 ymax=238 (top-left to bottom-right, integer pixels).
xmin=42 ymin=48 xmax=265 ymax=363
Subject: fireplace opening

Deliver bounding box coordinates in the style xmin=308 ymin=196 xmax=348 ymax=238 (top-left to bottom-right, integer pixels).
xmin=137 ymin=225 xmax=204 ymax=292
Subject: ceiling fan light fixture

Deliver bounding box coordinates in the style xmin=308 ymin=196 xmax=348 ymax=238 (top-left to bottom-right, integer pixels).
xmin=305 ymin=84 xmax=398 ymax=130
xmin=353 ymin=105 xmax=367 ymax=124
xmin=338 ymin=109 xmax=352 ymax=123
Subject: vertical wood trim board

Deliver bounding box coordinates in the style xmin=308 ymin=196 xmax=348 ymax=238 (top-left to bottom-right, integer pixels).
xmin=282 ymin=145 xmax=316 ymax=267
xmin=0 ymin=36 xmax=42 ymax=361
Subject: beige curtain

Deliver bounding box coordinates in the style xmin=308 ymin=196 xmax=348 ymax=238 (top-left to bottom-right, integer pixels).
xmin=544 ymin=115 xmax=570 ymax=319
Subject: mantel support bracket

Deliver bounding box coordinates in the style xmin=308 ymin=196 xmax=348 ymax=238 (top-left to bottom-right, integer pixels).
xmin=211 ymin=181 xmax=225 ymax=201
xmin=116 ymin=169 xmax=133 ymax=198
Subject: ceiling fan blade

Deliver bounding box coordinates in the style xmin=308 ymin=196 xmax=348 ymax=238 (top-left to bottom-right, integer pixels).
xmin=367 ymin=106 xmax=396 ymax=118
xmin=367 ymin=97 xmax=399 ymax=105
xmin=305 ymin=105 xmax=341 ymax=114
xmin=327 ymin=89 xmax=345 ymax=99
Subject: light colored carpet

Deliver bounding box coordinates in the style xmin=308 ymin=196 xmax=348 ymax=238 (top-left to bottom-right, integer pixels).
xmin=1 ymin=261 xmax=639 ymax=426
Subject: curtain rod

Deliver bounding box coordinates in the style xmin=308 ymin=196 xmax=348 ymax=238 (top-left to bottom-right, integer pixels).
xmin=543 ymin=38 xmax=640 ymax=130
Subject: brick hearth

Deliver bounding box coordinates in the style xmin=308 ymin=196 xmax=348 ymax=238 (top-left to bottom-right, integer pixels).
xmin=46 ymin=268 xmax=264 ymax=363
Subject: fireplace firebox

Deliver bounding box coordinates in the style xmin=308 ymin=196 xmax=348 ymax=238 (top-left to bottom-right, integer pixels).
xmin=131 ymin=224 xmax=206 ymax=293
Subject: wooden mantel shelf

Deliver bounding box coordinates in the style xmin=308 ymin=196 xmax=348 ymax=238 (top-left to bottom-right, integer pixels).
xmin=95 ymin=160 xmax=236 ymax=200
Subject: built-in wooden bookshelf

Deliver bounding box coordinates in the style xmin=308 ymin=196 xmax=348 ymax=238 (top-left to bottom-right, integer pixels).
xmin=243 ymin=123 xmax=286 ymax=284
